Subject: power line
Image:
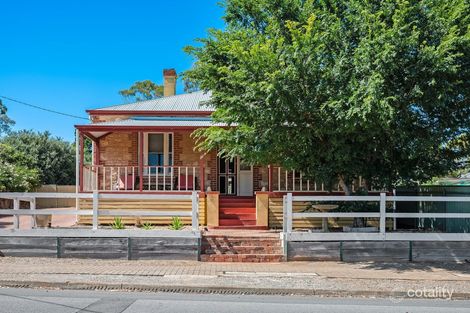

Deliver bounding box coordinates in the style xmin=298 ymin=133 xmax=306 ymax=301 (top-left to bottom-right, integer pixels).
xmin=0 ymin=95 xmax=89 ymax=120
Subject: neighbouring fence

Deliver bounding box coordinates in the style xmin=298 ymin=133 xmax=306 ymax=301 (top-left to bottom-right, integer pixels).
xmin=282 ymin=193 xmax=470 ymax=262
xmin=0 ymin=192 xmax=200 ymax=231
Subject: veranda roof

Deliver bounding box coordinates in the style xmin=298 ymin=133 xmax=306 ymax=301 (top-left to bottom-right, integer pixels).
xmin=75 ymin=116 xmax=230 ymax=138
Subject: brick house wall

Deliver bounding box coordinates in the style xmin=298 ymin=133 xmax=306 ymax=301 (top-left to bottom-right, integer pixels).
xmin=98 ymin=132 xmax=138 ymax=166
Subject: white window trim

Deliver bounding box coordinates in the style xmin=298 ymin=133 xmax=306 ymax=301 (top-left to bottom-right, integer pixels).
xmin=143 ymin=132 xmax=174 ymax=174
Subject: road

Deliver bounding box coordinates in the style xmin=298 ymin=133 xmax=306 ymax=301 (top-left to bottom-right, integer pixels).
xmin=0 ymin=287 xmax=469 ymax=313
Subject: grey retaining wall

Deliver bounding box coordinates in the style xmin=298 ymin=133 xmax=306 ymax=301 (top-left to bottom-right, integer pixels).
xmin=0 ymin=236 xmax=199 ymax=260
xmin=288 ymin=241 xmax=470 ymax=262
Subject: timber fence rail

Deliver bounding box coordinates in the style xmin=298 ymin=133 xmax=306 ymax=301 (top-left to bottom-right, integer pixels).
xmin=0 ymin=191 xmax=200 ymax=233
xmin=283 ymin=193 xmax=470 ymax=241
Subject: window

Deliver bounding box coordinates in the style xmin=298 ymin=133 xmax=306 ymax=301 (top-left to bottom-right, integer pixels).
xmin=147 ymin=133 xmax=173 ymax=173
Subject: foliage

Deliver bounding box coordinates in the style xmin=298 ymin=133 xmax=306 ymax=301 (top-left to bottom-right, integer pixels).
xmin=169 ymin=216 xmax=184 ymax=230
xmin=0 ymin=143 xmax=40 ymax=191
xmin=110 ymin=216 xmax=125 ymax=229
xmin=141 ymin=222 xmax=154 ymax=230
xmin=0 ymin=130 xmax=76 ymax=185
xmin=119 ymin=80 xmax=163 ymax=102
xmin=184 ymin=0 xmax=470 ymax=193
xmin=0 ymin=99 xmax=15 ymax=135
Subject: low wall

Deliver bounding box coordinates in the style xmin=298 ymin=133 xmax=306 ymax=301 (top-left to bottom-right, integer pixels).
xmin=0 ymin=231 xmax=200 ymax=260
xmin=287 ymin=241 xmax=470 ymax=262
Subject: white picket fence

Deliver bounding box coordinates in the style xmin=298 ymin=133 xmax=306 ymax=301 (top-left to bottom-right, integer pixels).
xmin=0 ymin=192 xmax=200 ymax=232
xmin=283 ymin=193 xmax=470 ymax=241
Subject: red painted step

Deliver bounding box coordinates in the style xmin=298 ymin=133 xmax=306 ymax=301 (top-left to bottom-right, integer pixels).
xmin=211 ymin=225 xmax=268 ymax=230
xmin=218 ymin=197 xmax=257 ymax=229
xmin=219 ymin=213 xmax=256 ymax=220
xmin=219 ymin=219 xmax=257 ymax=226
xmin=219 ymin=208 xmax=255 ymax=215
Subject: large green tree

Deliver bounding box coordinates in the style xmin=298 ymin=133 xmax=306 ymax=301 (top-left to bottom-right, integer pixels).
xmin=119 ymin=80 xmax=163 ymax=102
xmin=0 ymin=143 xmax=40 ymax=192
xmin=0 ymin=99 xmax=15 ymax=134
xmin=184 ymin=0 xmax=470 ymax=192
xmin=0 ymin=130 xmax=76 ymax=185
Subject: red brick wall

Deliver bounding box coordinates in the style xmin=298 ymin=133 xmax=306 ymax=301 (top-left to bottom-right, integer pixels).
xmin=98 ymin=132 xmax=138 ymax=166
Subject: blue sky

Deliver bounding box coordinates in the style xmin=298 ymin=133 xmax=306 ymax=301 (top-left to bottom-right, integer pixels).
xmin=0 ymin=0 xmax=224 ymax=141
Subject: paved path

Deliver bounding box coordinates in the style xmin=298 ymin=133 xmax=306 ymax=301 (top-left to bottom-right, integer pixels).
xmin=1 ymin=257 xmax=470 ymax=281
xmin=1 ymin=257 xmax=470 ymax=300
xmin=2 ymin=287 xmax=470 ymax=313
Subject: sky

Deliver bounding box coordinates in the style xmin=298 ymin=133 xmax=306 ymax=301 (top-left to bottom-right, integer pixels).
xmin=0 ymin=0 xmax=224 ymax=141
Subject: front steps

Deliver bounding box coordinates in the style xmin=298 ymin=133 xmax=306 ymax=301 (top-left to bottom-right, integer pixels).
xmin=216 ymin=196 xmax=266 ymax=230
xmin=200 ymin=231 xmax=284 ymax=262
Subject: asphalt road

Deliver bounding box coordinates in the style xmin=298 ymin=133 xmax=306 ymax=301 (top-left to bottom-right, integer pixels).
xmin=1 ymin=287 xmax=470 ymax=313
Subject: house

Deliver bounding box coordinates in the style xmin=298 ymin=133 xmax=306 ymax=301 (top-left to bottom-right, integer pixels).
xmin=75 ymin=69 xmax=347 ymax=229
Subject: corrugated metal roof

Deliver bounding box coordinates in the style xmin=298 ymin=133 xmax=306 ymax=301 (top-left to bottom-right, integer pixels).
xmin=92 ymin=90 xmax=213 ymax=112
xmin=89 ymin=116 xmax=228 ymax=127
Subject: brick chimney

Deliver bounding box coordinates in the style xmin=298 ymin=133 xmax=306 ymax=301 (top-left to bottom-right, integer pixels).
xmin=163 ymin=68 xmax=177 ymax=97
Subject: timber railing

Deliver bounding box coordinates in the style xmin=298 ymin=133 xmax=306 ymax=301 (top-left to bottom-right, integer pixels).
xmin=83 ymin=165 xmax=202 ymax=192
xmin=0 ymin=192 xmax=200 ymax=232
xmin=283 ymin=193 xmax=470 ymax=241
xmin=271 ymin=167 xmax=380 ymax=192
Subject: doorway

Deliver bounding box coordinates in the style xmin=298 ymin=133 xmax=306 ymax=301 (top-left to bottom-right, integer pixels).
xmin=218 ymin=157 xmax=237 ymax=195
xmin=238 ymin=159 xmax=253 ymax=196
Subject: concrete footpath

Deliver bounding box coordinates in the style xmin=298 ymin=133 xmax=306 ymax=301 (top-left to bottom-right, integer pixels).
xmin=1 ymin=257 xmax=470 ymax=300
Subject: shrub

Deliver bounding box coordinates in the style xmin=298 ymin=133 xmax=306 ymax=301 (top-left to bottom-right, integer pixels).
xmin=110 ymin=216 xmax=125 ymax=229
xmin=141 ymin=222 xmax=154 ymax=230
xmin=169 ymin=216 xmax=184 ymax=230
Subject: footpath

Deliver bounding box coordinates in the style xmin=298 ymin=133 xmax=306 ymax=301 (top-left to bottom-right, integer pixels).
xmin=1 ymin=257 xmax=470 ymax=300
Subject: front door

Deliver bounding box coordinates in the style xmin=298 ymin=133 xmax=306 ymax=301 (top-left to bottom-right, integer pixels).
xmin=218 ymin=157 xmax=237 ymax=195
xmin=238 ymin=159 xmax=253 ymax=196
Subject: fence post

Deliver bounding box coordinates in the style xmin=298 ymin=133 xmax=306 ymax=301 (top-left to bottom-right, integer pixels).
xmin=30 ymin=197 xmax=36 ymax=229
xmin=282 ymin=195 xmax=287 ymax=233
xmin=191 ymin=192 xmax=199 ymax=231
xmin=92 ymin=191 xmax=99 ymax=230
xmin=13 ymin=198 xmax=20 ymax=229
xmin=286 ymin=193 xmax=293 ymax=233
xmin=380 ymin=192 xmax=386 ymax=237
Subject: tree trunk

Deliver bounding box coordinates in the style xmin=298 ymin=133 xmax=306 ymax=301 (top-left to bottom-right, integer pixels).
xmin=338 ymin=175 xmax=365 ymax=228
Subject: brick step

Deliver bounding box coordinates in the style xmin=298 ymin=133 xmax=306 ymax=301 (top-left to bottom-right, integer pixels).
xmin=200 ymin=254 xmax=284 ymax=262
xmin=202 ymin=246 xmax=283 ymax=255
xmin=219 ymin=208 xmax=256 ymax=215
xmin=219 ymin=213 xmax=256 ymax=220
xmin=202 ymin=238 xmax=281 ymax=247
xmin=219 ymin=219 xmax=256 ymax=226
